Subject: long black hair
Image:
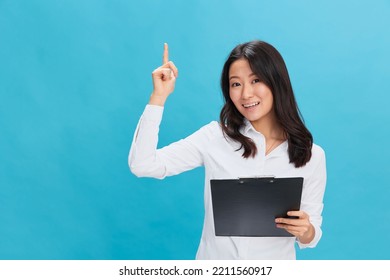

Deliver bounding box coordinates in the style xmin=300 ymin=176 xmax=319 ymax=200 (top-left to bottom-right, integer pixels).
xmin=220 ymin=40 xmax=313 ymax=168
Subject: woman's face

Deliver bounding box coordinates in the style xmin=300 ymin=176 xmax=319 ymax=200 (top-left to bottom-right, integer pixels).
xmin=228 ymin=58 xmax=275 ymax=128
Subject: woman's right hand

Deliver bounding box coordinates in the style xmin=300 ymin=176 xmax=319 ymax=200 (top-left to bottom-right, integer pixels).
xmin=149 ymin=43 xmax=179 ymax=106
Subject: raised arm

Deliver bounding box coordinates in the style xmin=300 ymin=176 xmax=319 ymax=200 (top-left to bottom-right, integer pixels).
xmin=129 ymin=43 xmax=207 ymax=179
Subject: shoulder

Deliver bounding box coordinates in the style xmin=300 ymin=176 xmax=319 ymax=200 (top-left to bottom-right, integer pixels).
xmin=312 ymin=144 xmax=325 ymax=159
xmin=312 ymin=143 xmax=325 ymax=158
xmin=309 ymin=143 xmax=326 ymax=168
xmin=184 ymin=121 xmax=222 ymax=144
xmin=193 ymin=121 xmax=222 ymax=137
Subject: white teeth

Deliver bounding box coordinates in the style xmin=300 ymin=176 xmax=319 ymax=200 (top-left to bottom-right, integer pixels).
xmin=243 ymin=102 xmax=260 ymax=108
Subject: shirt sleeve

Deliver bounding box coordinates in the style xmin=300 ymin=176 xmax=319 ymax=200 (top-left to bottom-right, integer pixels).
xmin=297 ymin=147 xmax=327 ymax=249
xmin=128 ymin=105 xmax=211 ymax=179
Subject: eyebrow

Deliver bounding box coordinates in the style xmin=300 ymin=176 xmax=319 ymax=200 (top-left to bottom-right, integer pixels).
xmin=229 ymin=73 xmax=257 ymax=80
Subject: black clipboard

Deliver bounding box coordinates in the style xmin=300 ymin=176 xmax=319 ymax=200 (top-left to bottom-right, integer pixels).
xmin=210 ymin=177 xmax=303 ymax=237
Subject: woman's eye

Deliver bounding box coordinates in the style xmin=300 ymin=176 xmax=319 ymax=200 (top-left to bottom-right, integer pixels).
xmin=252 ymin=78 xmax=260 ymax=84
xmin=231 ymin=82 xmax=241 ymax=87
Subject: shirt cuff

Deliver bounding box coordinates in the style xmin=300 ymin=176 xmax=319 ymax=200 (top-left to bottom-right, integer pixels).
xmin=142 ymin=104 xmax=164 ymax=123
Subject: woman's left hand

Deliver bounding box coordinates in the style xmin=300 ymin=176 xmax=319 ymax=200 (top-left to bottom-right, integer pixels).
xmin=275 ymin=211 xmax=315 ymax=244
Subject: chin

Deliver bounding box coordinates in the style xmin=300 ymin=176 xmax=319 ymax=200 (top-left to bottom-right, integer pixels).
xmin=243 ymin=114 xmax=262 ymax=122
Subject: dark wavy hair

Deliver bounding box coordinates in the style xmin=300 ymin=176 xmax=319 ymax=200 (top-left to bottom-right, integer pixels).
xmin=220 ymin=40 xmax=312 ymax=168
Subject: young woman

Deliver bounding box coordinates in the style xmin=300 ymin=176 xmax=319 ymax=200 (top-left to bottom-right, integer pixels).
xmin=129 ymin=40 xmax=326 ymax=260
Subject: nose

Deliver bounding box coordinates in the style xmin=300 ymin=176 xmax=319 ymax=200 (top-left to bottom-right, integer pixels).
xmin=241 ymin=83 xmax=254 ymax=100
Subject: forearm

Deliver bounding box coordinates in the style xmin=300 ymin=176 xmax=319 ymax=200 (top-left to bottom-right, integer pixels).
xmin=128 ymin=105 xmax=166 ymax=178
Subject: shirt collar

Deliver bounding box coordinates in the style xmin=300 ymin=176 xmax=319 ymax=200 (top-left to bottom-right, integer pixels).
xmin=241 ymin=118 xmax=288 ymax=158
xmin=241 ymin=118 xmax=258 ymax=136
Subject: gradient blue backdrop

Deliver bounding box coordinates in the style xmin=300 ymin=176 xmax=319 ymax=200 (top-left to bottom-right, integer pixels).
xmin=1 ymin=0 xmax=389 ymax=260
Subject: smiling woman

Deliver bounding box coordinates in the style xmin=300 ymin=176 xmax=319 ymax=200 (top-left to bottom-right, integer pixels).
xmin=128 ymin=40 xmax=326 ymax=260
xmin=220 ymin=41 xmax=313 ymax=167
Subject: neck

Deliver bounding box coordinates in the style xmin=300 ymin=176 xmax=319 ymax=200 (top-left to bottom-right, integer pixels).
xmin=250 ymin=113 xmax=284 ymax=140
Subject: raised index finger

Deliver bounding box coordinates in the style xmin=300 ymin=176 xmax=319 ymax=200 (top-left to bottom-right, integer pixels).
xmin=163 ymin=43 xmax=169 ymax=64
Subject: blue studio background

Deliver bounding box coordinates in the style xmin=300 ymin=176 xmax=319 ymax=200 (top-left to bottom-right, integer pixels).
xmin=1 ymin=0 xmax=389 ymax=260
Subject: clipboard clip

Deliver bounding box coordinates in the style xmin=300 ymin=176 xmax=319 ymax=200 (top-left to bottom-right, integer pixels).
xmin=238 ymin=175 xmax=276 ymax=184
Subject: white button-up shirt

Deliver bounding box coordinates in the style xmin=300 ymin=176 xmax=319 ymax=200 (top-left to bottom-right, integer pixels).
xmin=129 ymin=105 xmax=327 ymax=260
